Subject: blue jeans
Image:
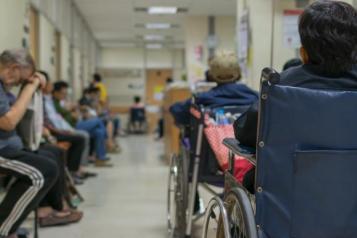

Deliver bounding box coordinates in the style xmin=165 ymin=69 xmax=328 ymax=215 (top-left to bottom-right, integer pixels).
xmin=76 ymin=118 xmax=107 ymax=160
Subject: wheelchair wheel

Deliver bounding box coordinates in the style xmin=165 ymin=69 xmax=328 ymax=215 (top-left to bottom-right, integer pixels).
xmin=215 ymin=187 xmax=257 ymax=238
xmin=167 ymin=154 xmax=186 ymax=238
xmin=202 ymin=196 xmax=231 ymax=238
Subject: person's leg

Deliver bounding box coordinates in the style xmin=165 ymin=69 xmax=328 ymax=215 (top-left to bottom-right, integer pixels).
xmin=54 ymin=133 xmax=85 ymax=173
xmin=72 ymin=130 xmax=90 ymax=166
xmin=243 ymin=168 xmax=256 ymax=194
xmin=0 ymin=150 xmax=58 ymax=237
xmin=37 ymin=144 xmax=66 ymax=211
xmin=93 ymin=128 xmax=107 ymax=161
xmin=112 ymin=117 xmax=120 ymax=137
xmin=158 ymin=118 xmax=164 ymax=138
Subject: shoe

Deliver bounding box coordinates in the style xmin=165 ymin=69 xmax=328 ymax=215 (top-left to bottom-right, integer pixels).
xmin=72 ymin=176 xmax=84 ymax=185
xmin=39 ymin=210 xmax=83 ymax=227
xmin=80 ymin=171 xmax=98 ymax=179
xmin=95 ymin=160 xmax=113 ymax=167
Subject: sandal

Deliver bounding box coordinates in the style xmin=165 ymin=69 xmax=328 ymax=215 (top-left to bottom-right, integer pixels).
xmin=39 ymin=210 xmax=83 ymax=227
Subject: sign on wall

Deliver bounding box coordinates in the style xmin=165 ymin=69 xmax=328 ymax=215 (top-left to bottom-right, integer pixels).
xmin=283 ymin=9 xmax=303 ymax=49
xmin=238 ymin=9 xmax=249 ymax=79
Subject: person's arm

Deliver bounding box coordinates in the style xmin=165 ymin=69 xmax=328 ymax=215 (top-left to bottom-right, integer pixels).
xmin=0 ymin=79 xmax=41 ymax=131
xmin=234 ymin=102 xmax=259 ymax=148
xmin=169 ymin=99 xmax=192 ymax=126
xmin=53 ymin=99 xmax=76 ymax=125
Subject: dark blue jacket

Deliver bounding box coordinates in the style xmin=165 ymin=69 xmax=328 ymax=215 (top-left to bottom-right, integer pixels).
xmin=170 ymin=82 xmax=259 ymax=125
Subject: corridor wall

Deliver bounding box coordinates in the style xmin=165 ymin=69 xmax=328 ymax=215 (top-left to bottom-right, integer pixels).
xmin=0 ymin=0 xmax=27 ymax=51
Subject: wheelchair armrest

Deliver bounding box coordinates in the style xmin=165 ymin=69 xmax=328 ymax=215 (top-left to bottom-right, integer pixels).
xmin=223 ymin=138 xmax=256 ymax=166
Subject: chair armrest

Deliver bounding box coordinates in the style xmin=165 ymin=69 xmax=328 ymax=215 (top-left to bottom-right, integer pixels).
xmin=223 ymin=138 xmax=256 ymax=166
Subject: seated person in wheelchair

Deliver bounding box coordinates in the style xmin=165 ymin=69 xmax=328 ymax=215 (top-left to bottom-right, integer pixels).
xmin=235 ymin=0 xmax=357 ymax=194
xmin=129 ymin=96 xmax=146 ymax=132
xmin=170 ymin=50 xmax=258 ymax=126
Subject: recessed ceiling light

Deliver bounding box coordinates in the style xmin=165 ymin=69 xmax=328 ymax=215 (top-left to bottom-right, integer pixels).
xmin=144 ymin=35 xmax=165 ymax=41
xmin=146 ymin=23 xmax=171 ymax=29
xmin=146 ymin=43 xmax=163 ymax=49
xmin=148 ymin=7 xmax=178 ymax=15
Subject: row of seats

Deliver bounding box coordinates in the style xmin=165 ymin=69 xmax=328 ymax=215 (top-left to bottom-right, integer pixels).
xmin=0 ymin=51 xmax=122 ymax=238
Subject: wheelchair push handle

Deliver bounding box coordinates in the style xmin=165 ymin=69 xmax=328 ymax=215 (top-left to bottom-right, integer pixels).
xmin=261 ymin=67 xmax=280 ymax=85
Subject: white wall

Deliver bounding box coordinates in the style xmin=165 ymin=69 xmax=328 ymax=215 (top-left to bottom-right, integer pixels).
xmin=0 ymin=0 xmax=28 ymax=51
xmin=98 ymin=47 xmax=185 ymax=106
xmin=184 ymin=16 xmax=236 ymax=83
xmin=216 ymin=16 xmax=236 ymax=52
xmin=39 ymin=14 xmax=56 ymax=80
xmin=60 ymin=35 xmax=71 ymax=81
xmin=237 ymin=0 xmax=355 ymax=90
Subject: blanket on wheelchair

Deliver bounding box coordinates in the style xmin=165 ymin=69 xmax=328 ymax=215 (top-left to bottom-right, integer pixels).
xmin=204 ymin=124 xmax=254 ymax=183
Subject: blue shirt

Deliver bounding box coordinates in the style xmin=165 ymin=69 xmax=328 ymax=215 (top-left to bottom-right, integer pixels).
xmin=170 ymin=82 xmax=259 ymax=125
xmin=43 ymin=95 xmax=74 ymax=131
xmin=0 ymin=82 xmax=23 ymax=152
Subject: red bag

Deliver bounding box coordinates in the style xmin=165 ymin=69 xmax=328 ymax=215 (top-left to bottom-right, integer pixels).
xmin=204 ymin=124 xmax=254 ymax=183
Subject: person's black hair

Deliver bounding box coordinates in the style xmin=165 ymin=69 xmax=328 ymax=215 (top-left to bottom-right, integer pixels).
xmin=134 ymin=96 xmax=141 ymax=103
xmin=93 ymin=73 xmax=102 ymax=82
xmin=166 ymin=77 xmax=173 ymax=84
xmin=53 ymin=81 xmax=69 ymax=92
xmin=283 ymin=58 xmax=303 ymax=71
xmin=38 ymin=70 xmax=50 ymax=82
xmin=299 ymin=1 xmax=357 ymax=74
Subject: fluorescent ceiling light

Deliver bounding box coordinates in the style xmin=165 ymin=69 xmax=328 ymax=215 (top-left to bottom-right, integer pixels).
xmin=148 ymin=7 xmax=178 ymax=15
xmin=144 ymin=35 xmax=165 ymax=41
xmin=146 ymin=44 xmax=163 ymax=49
xmin=146 ymin=23 xmax=171 ymax=29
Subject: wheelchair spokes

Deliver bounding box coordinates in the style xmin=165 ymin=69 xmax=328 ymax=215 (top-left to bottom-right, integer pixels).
xmin=227 ymin=194 xmax=247 ymax=238
xmin=167 ymin=154 xmax=186 ymax=238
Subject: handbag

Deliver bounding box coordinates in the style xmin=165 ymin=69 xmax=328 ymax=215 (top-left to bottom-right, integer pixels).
xmin=17 ymin=91 xmax=44 ymax=151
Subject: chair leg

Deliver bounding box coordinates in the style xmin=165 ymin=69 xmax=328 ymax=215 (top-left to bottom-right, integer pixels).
xmin=65 ymin=168 xmax=84 ymax=202
xmin=34 ymin=209 xmax=39 ymax=238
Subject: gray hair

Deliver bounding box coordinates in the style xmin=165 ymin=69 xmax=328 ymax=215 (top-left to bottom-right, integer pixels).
xmin=0 ymin=49 xmax=35 ymax=70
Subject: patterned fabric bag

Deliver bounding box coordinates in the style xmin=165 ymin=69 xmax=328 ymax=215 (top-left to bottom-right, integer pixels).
xmin=204 ymin=123 xmax=254 ymax=183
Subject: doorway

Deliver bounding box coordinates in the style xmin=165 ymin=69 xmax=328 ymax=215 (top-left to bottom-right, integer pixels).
xmin=145 ymin=69 xmax=173 ymax=133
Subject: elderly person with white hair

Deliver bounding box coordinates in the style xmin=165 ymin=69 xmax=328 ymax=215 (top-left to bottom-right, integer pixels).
xmin=0 ymin=49 xmax=59 ymax=238
xmin=170 ymin=50 xmax=258 ymax=126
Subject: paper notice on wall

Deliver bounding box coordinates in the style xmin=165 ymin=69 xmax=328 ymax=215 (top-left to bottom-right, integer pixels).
xmin=154 ymin=86 xmax=164 ymax=101
xmin=283 ymin=9 xmax=304 ymax=49
xmin=238 ymin=10 xmax=249 ymax=61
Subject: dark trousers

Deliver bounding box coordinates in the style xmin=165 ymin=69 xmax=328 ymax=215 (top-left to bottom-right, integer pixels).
xmin=54 ymin=132 xmax=85 ymax=172
xmin=0 ymin=149 xmax=58 ymax=236
xmin=38 ymin=144 xmax=66 ymax=211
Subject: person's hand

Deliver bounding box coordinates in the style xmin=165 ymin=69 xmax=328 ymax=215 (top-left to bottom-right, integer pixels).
xmin=28 ymin=72 xmax=46 ymax=90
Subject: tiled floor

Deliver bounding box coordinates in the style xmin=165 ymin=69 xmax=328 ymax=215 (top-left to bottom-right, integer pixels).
xmin=40 ymin=135 xmax=168 ymax=238
xmin=38 ymin=135 xmax=215 ymax=238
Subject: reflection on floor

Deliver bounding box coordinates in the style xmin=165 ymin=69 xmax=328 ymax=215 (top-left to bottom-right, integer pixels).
xmin=39 ymin=135 xmax=212 ymax=238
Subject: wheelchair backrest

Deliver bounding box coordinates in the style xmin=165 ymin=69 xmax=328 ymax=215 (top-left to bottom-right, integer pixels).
xmin=256 ymin=71 xmax=357 ymax=238
xmin=130 ymin=108 xmax=146 ymax=122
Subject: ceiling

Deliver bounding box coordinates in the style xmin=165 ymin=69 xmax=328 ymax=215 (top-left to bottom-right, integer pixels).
xmin=74 ymin=0 xmax=237 ymax=48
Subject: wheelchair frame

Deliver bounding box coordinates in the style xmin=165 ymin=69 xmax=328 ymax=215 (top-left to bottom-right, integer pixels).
xmin=200 ymin=68 xmax=285 ymax=238
xmin=167 ymin=104 xmax=250 ymax=238
xmin=168 ymin=105 xmax=222 ymax=238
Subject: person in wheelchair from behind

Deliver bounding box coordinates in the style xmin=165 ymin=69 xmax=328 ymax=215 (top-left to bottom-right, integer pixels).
xmin=235 ymin=0 xmax=357 ymax=194
xmin=170 ymin=50 xmax=258 ymax=125
xmin=129 ymin=96 xmax=146 ymax=133
xmin=170 ymin=50 xmax=258 ymax=214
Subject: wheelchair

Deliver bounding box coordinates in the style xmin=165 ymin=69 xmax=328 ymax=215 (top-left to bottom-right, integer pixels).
xmin=167 ymin=100 xmax=250 ymax=238
xmin=202 ymin=67 xmax=357 ymax=238
xmin=127 ymin=107 xmax=148 ymax=134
